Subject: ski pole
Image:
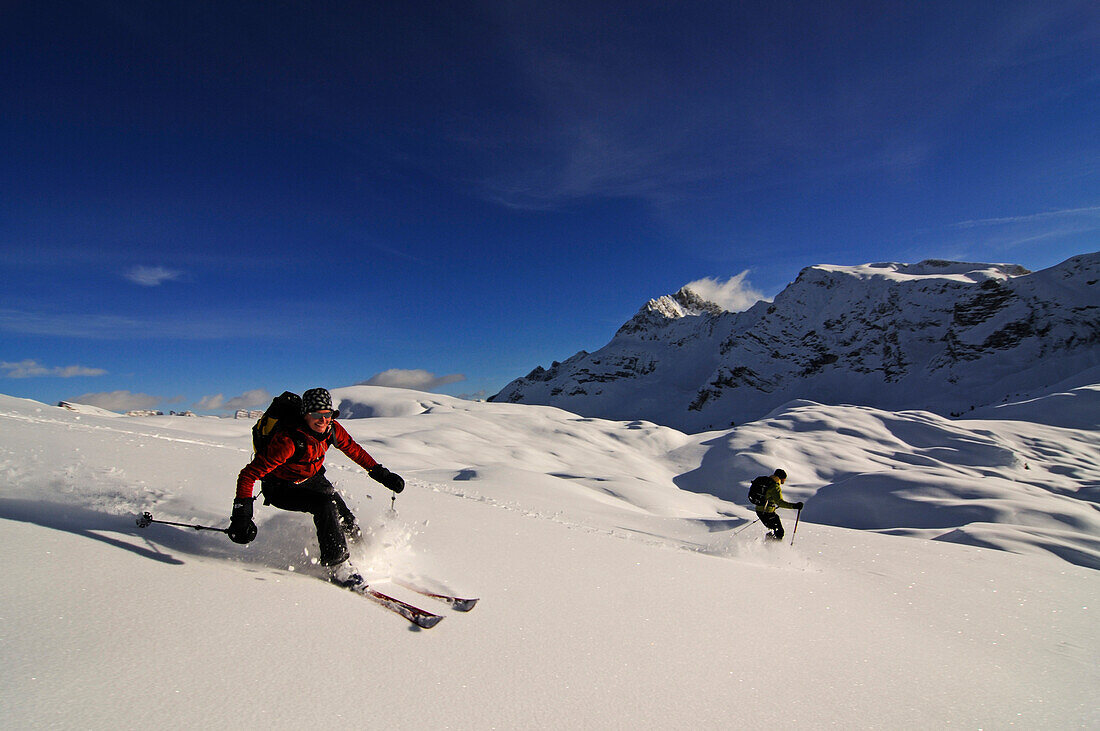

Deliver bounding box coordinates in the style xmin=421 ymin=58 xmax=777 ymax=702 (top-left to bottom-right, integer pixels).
xmin=136 ymin=511 xmax=229 ymax=533
xmin=732 ymin=518 xmax=760 ymax=536
xmin=790 ymin=508 xmax=802 ymax=545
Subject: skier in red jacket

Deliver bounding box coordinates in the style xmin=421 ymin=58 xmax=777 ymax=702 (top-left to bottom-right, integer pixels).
xmin=228 ymin=388 xmax=405 ymax=587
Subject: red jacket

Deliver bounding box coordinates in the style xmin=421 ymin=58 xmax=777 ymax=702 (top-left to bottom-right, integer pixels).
xmin=236 ymin=420 xmax=379 ymax=499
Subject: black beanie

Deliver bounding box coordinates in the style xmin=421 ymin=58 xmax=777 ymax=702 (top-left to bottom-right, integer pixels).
xmin=302 ymin=388 xmax=338 ymax=417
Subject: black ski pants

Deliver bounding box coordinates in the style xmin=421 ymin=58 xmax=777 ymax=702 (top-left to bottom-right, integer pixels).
xmin=756 ymin=509 xmax=784 ymax=539
xmin=261 ymin=471 xmax=357 ymax=566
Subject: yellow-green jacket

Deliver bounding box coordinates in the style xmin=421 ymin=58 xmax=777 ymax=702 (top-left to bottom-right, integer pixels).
xmin=754 ymin=475 xmax=799 ymax=514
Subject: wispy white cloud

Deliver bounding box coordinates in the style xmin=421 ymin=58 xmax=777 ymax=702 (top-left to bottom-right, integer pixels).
xmin=455 ymin=390 xmax=488 ymax=401
xmin=194 ymin=389 xmax=272 ymax=412
xmin=0 ymin=308 xmax=315 ymax=340
xmin=944 ymin=205 xmax=1100 ymax=254
xmin=683 ymin=272 xmax=767 ymax=313
xmin=0 ymin=310 xmax=142 ymax=338
xmin=125 ymin=265 xmax=183 ymax=286
xmin=951 ymin=206 xmax=1100 ymax=228
xmin=359 ymin=369 xmax=466 ymax=392
xmin=65 ymin=390 xmax=180 ymax=412
xmin=193 ymin=395 xmax=224 ymax=411
xmin=1 ymin=359 xmax=107 ymax=378
xmin=457 ymin=2 xmax=1098 ymax=212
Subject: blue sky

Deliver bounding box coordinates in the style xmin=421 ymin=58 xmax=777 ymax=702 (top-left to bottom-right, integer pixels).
xmin=2 ymin=0 xmax=1098 ymax=413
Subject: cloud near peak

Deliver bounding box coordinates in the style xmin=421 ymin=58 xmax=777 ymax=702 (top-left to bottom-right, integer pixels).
xmin=682 ymin=271 xmax=767 ymax=313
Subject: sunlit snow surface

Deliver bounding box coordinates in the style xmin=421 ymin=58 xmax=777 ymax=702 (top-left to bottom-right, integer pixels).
xmin=2 ymin=386 xmax=1096 ymax=728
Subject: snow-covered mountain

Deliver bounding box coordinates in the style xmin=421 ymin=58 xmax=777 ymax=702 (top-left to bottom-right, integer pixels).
xmin=492 ymin=253 xmax=1100 ymax=432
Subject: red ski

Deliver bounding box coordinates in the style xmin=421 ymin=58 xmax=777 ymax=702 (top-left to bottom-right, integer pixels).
xmin=393 ymin=579 xmax=480 ymax=612
xmin=346 ymin=583 xmax=444 ymax=629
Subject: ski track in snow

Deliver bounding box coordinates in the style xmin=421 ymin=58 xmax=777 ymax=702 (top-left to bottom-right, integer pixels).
xmin=416 ymin=475 xmax=803 ymax=567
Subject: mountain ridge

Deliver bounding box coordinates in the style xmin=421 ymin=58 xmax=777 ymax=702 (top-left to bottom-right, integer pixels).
xmin=491 ymin=253 xmax=1100 ymax=431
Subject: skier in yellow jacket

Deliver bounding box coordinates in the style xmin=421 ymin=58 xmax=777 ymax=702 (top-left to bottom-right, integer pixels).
xmin=750 ymin=468 xmax=803 ymax=541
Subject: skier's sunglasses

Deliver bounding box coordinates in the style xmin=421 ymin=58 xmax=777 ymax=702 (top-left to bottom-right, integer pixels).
xmin=307 ymin=411 xmax=334 ymax=420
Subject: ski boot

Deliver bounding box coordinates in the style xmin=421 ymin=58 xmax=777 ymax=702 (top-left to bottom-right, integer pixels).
xmin=330 ymin=559 xmax=365 ymax=588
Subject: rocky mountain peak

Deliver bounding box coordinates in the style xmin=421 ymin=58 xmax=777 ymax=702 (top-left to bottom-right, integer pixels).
xmin=615 ymin=285 xmax=725 ymax=337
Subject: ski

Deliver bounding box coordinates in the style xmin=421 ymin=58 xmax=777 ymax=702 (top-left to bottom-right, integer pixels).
xmin=393 ymin=579 xmax=479 ymax=612
xmin=347 ymin=583 xmax=444 ymax=629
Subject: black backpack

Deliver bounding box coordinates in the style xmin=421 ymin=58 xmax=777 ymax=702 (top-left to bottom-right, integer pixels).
xmin=252 ymin=391 xmax=305 ymax=458
xmin=747 ymin=475 xmax=772 ymax=506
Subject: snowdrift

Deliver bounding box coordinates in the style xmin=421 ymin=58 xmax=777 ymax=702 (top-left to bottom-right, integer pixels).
xmin=1 ymin=388 xmax=1096 ymax=728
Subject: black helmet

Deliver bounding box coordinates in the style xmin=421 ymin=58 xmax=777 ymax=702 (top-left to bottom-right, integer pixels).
xmin=774 ymin=468 xmax=787 ymax=480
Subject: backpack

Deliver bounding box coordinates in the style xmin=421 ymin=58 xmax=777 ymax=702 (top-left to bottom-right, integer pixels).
xmin=252 ymin=391 xmax=305 ymax=458
xmin=747 ymin=475 xmax=772 ymax=506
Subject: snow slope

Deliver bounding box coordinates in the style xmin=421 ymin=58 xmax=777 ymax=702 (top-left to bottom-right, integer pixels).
xmin=1 ymin=387 xmax=1096 ymax=728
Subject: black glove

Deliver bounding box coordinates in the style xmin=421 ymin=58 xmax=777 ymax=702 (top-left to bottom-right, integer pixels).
xmin=369 ymin=465 xmax=405 ymax=493
xmin=795 ymin=501 xmax=805 ymax=510
xmin=228 ymin=498 xmax=257 ymax=544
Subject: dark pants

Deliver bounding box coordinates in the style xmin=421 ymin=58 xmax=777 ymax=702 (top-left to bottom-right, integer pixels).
xmin=757 ymin=509 xmax=784 ymax=539
xmin=261 ymin=471 xmax=357 ymax=566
